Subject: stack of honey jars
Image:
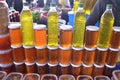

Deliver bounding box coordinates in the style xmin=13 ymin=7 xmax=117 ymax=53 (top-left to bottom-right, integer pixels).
xmin=8 ymin=22 xmax=25 ymax=74
xmin=0 ymin=0 xmax=14 ymax=74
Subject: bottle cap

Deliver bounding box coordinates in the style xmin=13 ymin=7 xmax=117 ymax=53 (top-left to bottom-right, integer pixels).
xmin=79 ymin=3 xmax=84 ymax=8
xmin=106 ymin=4 xmax=113 ymax=9
xmin=50 ymin=2 xmax=56 ymax=7
xmin=23 ymin=2 xmax=28 ymax=6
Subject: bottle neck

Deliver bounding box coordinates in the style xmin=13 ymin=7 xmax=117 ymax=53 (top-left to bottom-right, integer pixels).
xmin=49 ymin=6 xmax=57 ymax=12
xmin=23 ymin=5 xmax=30 ymax=10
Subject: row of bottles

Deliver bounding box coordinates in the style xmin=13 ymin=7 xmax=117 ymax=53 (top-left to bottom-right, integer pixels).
xmin=73 ymin=0 xmax=98 ymax=15
xmin=73 ymin=3 xmax=115 ymax=49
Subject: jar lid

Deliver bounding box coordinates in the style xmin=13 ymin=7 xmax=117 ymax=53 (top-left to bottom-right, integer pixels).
xmin=33 ymin=24 xmax=46 ymax=30
xmin=47 ymin=45 xmax=58 ymax=50
xmin=113 ymin=27 xmax=120 ymax=32
xmin=60 ymin=25 xmax=72 ymax=30
xmin=109 ymin=47 xmax=120 ymax=52
xmin=59 ymin=45 xmax=71 ymax=50
xmin=84 ymin=46 xmax=96 ymax=51
xmin=72 ymin=46 xmax=84 ymax=51
xmin=35 ymin=46 xmax=46 ymax=49
xmin=0 ymin=49 xmax=12 ymax=54
xmin=11 ymin=44 xmax=22 ymax=48
xmin=23 ymin=45 xmax=34 ymax=49
xmin=86 ymin=26 xmax=99 ymax=31
xmin=8 ymin=23 xmax=21 ymax=29
xmin=97 ymin=47 xmax=108 ymax=51
xmin=36 ymin=62 xmax=47 ymax=66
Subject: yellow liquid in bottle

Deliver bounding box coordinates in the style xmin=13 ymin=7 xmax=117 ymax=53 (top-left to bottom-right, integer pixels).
xmin=85 ymin=0 xmax=93 ymax=15
xmin=20 ymin=10 xmax=34 ymax=46
xmin=97 ymin=11 xmax=114 ymax=48
xmin=48 ymin=12 xmax=58 ymax=47
xmin=73 ymin=1 xmax=79 ymax=14
xmin=72 ymin=10 xmax=86 ymax=48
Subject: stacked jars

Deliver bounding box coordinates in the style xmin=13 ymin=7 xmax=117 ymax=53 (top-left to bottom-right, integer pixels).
xmin=8 ymin=23 xmax=25 ymax=74
xmin=0 ymin=0 xmax=14 ymax=74
xmin=34 ymin=24 xmax=48 ymax=76
xmin=59 ymin=25 xmax=72 ymax=75
xmin=83 ymin=26 xmax=99 ymax=76
xmin=103 ymin=27 xmax=120 ymax=77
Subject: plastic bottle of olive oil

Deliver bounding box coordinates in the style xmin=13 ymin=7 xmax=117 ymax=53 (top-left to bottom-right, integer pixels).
xmin=97 ymin=4 xmax=114 ymax=48
xmin=47 ymin=2 xmax=58 ymax=47
xmin=20 ymin=2 xmax=34 ymax=46
xmin=72 ymin=3 xmax=86 ymax=48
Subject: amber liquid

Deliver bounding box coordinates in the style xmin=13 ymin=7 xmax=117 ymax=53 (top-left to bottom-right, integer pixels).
xmin=95 ymin=48 xmax=108 ymax=65
xmin=48 ymin=49 xmax=58 ymax=65
xmin=36 ymin=48 xmax=48 ymax=64
xmin=37 ymin=63 xmax=48 ymax=76
xmin=34 ymin=29 xmax=47 ymax=47
xmin=110 ymin=28 xmax=120 ymax=48
xmin=9 ymin=28 xmax=22 ymax=46
xmin=82 ymin=48 xmax=95 ymax=65
xmin=0 ymin=49 xmax=13 ymax=64
xmin=106 ymin=48 xmax=119 ymax=66
xmin=12 ymin=46 xmax=25 ymax=62
xmin=59 ymin=65 xmax=71 ymax=75
xmin=0 ymin=34 xmax=10 ymax=50
xmin=59 ymin=48 xmax=72 ymax=65
xmin=1 ymin=64 xmax=15 ymax=74
xmin=26 ymin=63 xmax=37 ymax=73
xmin=71 ymin=65 xmax=81 ymax=78
xmin=81 ymin=64 xmax=93 ymax=76
xmin=60 ymin=30 xmax=72 ymax=48
xmin=85 ymin=27 xmax=99 ymax=48
xmin=25 ymin=47 xmax=36 ymax=63
xmin=92 ymin=65 xmax=104 ymax=77
xmin=71 ymin=48 xmax=83 ymax=65
xmin=104 ymin=64 xmax=115 ymax=78
xmin=15 ymin=63 xmax=26 ymax=74
xmin=49 ymin=65 xmax=58 ymax=75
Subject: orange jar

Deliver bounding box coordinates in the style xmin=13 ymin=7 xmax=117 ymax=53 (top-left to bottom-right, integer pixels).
xmin=34 ymin=24 xmax=47 ymax=47
xmin=0 ymin=49 xmax=13 ymax=64
xmin=0 ymin=33 xmax=10 ymax=50
xmin=8 ymin=22 xmax=22 ymax=46
xmin=48 ymin=46 xmax=58 ymax=65
xmin=23 ymin=45 xmax=36 ymax=63
xmin=11 ymin=45 xmax=25 ymax=63
xmin=36 ymin=46 xmax=48 ymax=64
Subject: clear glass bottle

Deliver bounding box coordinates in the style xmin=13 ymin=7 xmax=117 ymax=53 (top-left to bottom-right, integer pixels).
xmin=97 ymin=4 xmax=114 ymax=48
xmin=47 ymin=2 xmax=58 ymax=47
xmin=72 ymin=3 xmax=86 ymax=48
xmin=20 ymin=2 xmax=34 ymax=46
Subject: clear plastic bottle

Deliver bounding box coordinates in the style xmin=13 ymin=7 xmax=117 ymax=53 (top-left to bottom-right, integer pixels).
xmin=0 ymin=0 xmax=9 ymax=34
xmin=20 ymin=2 xmax=34 ymax=46
xmin=72 ymin=3 xmax=86 ymax=48
xmin=97 ymin=4 xmax=114 ymax=48
xmin=47 ymin=2 xmax=58 ymax=47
